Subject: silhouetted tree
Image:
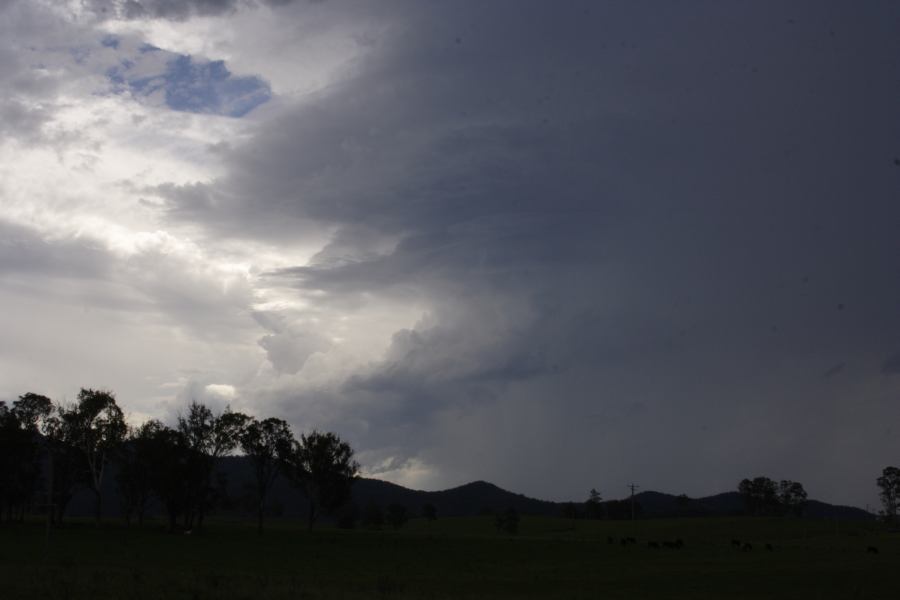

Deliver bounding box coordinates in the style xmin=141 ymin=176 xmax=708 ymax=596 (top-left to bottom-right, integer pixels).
xmin=778 ymin=480 xmax=808 ymax=517
xmin=0 ymin=394 xmax=53 ymax=523
xmin=65 ymin=389 xmax=127 ymax=525
xmin=386 ymin=503 xmax=409 ymax=529
xmin=604 ymin=499 xmax=641 ymax=520
xmin=362 ymin=501 xmax=384 ymax=530
xmin=0 ymin=402 xmax=11 ymax=521
xmin=13 ymin=393 xmax=53 ymax=430
xmin=177 ymin=402 xmax=250 ymax=530
xmin=422 ymin=503 xmax=437 ymax=521
xmin=495 ymin=507 xmax=519 ymax=535
xmin=0 ymin=402 xmax=28 ymax=521
xmin=280 ymin=430 xmax=359 ymax=532
xmin=877 ymin=466 xmax=900 ymax=522
xmin=238 ymin=417 xmax=294 ymax=534
xmin=585 ymin=488 xmax=603 ymax=519
xmin=144 ymin=424 xmax=191 ymax=532
xmin=738 ymin=477 xmax=780 ymax=516
xmin=42 ymin=407 xmax=85 ymax=525
xmin=115 ymin=420 xmax=164 ymax=526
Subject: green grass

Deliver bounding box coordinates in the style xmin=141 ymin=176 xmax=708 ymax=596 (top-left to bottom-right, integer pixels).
xmin=0 ymin=516 xmax=895 ymax=599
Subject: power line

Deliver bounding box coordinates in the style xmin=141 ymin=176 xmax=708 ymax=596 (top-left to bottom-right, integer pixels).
xmin=627 ymin=483 xmax=639 ymax=520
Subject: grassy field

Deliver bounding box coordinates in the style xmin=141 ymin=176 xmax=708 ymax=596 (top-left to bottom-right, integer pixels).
xmin=0 ymin=515 xmax=896 ymax=599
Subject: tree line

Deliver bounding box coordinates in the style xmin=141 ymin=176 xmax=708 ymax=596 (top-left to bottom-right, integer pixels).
xmin=876 ymin=466 xmax=900 ymax=522
xmin=561 ymin=480 xmax=807 ymax=521
xmin=736 ymin=477 xmax=808 ymax=516
xmin=740 ymin=471 xmax=900 ymax=522
xmin=563 ymin=473 xmax=900 ymax=521
xmin=4 ymin=389 xmax=900 ymax=530
xmin=560 ymin=488 xmax=643 ymax=520
xmin=0 ymin=389 xmax=358 ymax=534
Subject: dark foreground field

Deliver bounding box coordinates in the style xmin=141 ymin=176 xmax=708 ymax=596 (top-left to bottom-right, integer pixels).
xmin=0 ymin=516 xmax=896 ymax=599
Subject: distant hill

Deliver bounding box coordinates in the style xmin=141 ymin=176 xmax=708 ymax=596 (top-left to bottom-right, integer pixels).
xmin=632 ymin=490 xmax=872 ymax=520
xmin=61 ymin=456 xmax=874 ymax=521
xmin=352 ymin=478 xmax=561 ymax=517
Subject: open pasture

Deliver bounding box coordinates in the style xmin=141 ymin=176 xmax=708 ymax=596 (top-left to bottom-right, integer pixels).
xmin=0 ymin=516 xmax=895 ymax=599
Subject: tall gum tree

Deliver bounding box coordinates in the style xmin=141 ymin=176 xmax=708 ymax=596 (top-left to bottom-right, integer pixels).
xmin=177 ymin=402 xmax=250 ymax=530
xmin=239 ymin=417 xmax=294 ymax=534
xmin=65 ymin=389 xmax=126 ymax=526
xmin=280 ymin=430 xmax=359 ymax=532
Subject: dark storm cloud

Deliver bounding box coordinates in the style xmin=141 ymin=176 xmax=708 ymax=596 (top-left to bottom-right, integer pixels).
xmin=158 ymin=2 xmax=613 ymax=239
xmin=823 ymin=363 xmax=845 ymax=378
xmin=152 ymin=1 xmax=900 ymax=505
xmin=883 ymin=353 xmax=900 ymax=375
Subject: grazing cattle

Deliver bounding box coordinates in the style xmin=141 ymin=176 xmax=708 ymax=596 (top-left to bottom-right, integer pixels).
xmin=674 ymin=538 xmax=684 ymax=549
xmin=648 ymin=541 xmax=660 ymax=549
xmin=866 ymin=546 xmax=879 ymax=554
xmin=731 ymin=539 xmax=742 ymax=548
xmin=626 ymin=537 xmax=637 ymax=544
xmin=662 ymin=541 xmax=676 ymax=549
xmin=741 ymin=543 xmax=753 ymax=552
xmin=620 ymin=538 xmax=629 ymax=547
xmin=765 ymin=543 xmax=774 ymax=552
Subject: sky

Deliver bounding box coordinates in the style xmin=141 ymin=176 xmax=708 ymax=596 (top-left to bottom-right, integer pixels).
xmin=1 ymin=0 xmax=899 ymax=510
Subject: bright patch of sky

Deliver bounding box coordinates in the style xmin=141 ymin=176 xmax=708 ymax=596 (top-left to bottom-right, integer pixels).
xmin=105 ymin=38 xmax=271 ymax=117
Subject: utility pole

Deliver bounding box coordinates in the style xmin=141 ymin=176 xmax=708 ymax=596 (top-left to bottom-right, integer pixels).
xmin=628 ymin=483 xmax=639 ymax=521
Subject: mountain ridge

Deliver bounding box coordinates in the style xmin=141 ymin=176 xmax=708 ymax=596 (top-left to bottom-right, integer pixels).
xmin=60 ymin=457 xmax=875 ymax=521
